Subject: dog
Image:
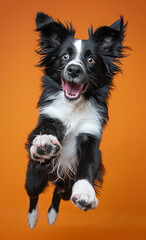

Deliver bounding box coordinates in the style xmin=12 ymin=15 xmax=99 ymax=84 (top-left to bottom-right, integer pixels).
xmin=25 ymin=12 xmax=127 ymax=229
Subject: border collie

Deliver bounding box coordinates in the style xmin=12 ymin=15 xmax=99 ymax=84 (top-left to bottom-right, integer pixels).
xmin=25 ymin=12 xmax=127 ymax=229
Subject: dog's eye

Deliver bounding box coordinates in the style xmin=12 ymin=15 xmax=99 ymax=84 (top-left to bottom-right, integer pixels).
xmin=62 ymin=53 xmax=70 ymax=61
xmin=87 ymin=57 xmax=95 ymax=65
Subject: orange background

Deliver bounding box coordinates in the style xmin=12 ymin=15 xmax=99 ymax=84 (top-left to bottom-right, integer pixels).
xmin=0 ymin=0 xmax=146 ymax=239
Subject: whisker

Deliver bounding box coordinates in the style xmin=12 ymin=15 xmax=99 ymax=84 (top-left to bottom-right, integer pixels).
xmin=52 ymin=69 xmax=98 ymax=88
xmin=88 ymin=74 xmax=98 ymax=81
xmin=86 ymin=76 xmax=98 ymax=87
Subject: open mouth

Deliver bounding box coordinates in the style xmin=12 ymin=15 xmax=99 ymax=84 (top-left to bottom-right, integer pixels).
xmin=61 ymin=79 xmax=89 ymax=100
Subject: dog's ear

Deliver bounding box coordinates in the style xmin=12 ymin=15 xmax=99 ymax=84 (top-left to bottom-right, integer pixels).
xmin=92 ymin=17 xmax=128 ymax=75
xmin=36 ymin=12 xmax=75 ymax=49
xmin=93 ymin=16 xmax=126 ymax=55
xmin=36 ymin=12 xmax=54 ymax=30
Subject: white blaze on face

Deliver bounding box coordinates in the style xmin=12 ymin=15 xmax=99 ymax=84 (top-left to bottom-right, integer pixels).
xmin=65 ymin=39 xmax=83 ymax=68
xmin=73 ymin=39 xmax=83 ymax=63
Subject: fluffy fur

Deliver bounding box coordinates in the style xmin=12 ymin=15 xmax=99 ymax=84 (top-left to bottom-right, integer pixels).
xmin=25 ymin=12 xmax=127 ymax=228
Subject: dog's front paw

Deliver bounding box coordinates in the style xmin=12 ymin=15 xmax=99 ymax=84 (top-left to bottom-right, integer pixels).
xmin=71 ymin=180 xmax=98 ymax=211
xmin=30 ymin=135 xmax=61 ymax=163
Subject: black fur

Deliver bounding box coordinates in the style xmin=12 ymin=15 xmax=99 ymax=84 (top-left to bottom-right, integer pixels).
xmin=25 ymin=12 xmax=127 ymax=227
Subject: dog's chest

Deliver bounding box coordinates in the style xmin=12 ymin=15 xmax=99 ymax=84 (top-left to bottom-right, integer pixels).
xmin=40 ymin=92 xmax=102 ymax=138
xmin=40 ymin=93 xmax=103 ymax=178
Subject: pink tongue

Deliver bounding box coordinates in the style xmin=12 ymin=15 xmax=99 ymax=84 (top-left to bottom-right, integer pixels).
xmin=65 ymin=81 xmax=82 ymax=95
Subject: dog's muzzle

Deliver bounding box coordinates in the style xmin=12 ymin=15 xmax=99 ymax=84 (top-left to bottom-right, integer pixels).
xmin=61 ymin=64 xmax=89 ymax=100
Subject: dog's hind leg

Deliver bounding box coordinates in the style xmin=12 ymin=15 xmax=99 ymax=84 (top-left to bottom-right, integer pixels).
xmin=27 ymin=196 xmax=39 ymax=229
xmin=25 ymin=161 xmax=48 ymax=229
xmin=47 ymin=187 xmax=61 ymax=225
xmin=47 ymin=181 xmax=73 ymax=225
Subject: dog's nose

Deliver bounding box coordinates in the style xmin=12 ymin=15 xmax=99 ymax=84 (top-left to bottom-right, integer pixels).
xmin=67 ymin=64 xmax=83 ymax=78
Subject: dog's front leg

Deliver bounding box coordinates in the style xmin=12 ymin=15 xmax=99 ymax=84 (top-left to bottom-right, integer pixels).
xmin=26 ymin=115 xmax=65 ymax=163
xmin=25 ymin=116 xmax=65 ymax=228
xmin=71 ymin=133 xmax=104 ymax=211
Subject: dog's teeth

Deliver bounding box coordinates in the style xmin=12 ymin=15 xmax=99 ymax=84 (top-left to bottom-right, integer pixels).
xmin=65 ymin=91 xmax=79 ymax=99
xmin=81 ymin=84 xmax=84 ymax=90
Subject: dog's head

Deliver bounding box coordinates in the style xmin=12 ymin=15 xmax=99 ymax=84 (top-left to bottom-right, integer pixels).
xmin=36 ymin=12 xmax=127 ymax=101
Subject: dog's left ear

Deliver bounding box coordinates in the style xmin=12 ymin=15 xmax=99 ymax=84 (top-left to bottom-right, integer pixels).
xmin=36 ymin=12 xmax=54 ymax=30
xmin=93 ymin=16 xmax=126 ymax=56
xmin=36 ymin=12 xmax=75 ymax=49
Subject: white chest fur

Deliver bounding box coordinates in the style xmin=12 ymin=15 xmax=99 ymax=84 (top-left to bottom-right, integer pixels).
xmin=40 ymin=92 xmax=103 ymax=179
xmin=40 ymin=92 xmax=102 ymax=138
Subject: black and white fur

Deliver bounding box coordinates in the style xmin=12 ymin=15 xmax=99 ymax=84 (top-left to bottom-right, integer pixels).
xmin=25 ymin=12 xmax=127 ymax=229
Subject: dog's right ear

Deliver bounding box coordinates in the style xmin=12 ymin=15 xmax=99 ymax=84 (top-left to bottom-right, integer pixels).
xmin=36 ymin=12 xmax=75 ymax=50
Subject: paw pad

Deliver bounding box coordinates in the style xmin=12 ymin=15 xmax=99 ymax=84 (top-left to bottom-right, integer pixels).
xmin=30 ymin=135 xmax=61 ymax=163
xmin=71 ymin=180 xmax=98 ymax=211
